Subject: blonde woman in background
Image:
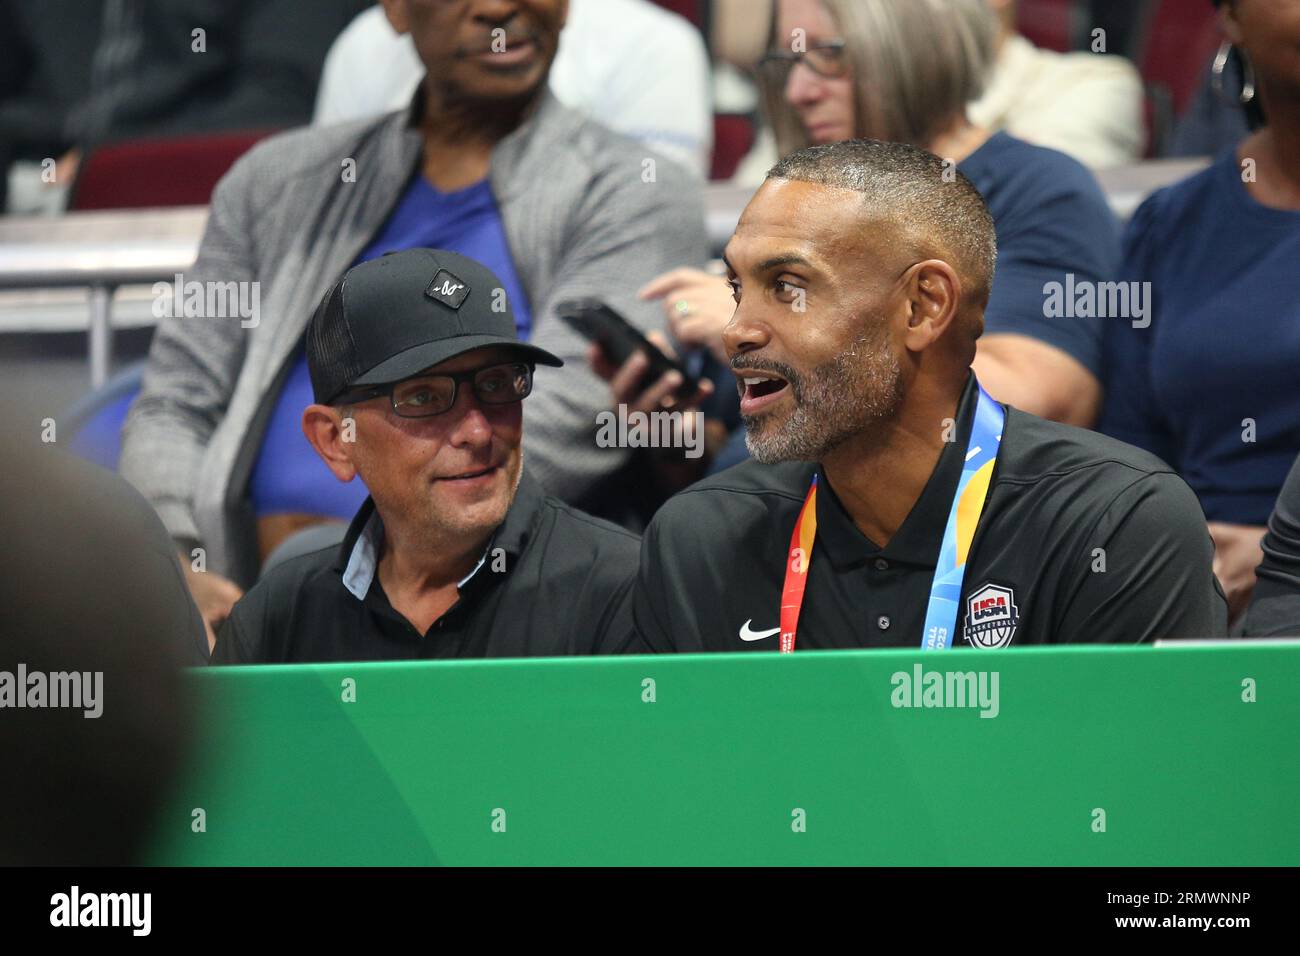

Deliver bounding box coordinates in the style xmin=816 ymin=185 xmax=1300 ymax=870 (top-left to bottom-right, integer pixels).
xmin=642 ymin=0 xmax=1120 ymax=430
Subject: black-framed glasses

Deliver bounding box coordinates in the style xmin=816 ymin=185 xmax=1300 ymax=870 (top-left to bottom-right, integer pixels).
xmin=335 ymin=362 xmax=534 ymax=418
xmin=757 ymin=39 xmax=849 ymax=81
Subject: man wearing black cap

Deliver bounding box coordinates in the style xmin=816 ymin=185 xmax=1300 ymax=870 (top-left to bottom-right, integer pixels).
xmin=211 ymin=249 xmax=639 ymax=662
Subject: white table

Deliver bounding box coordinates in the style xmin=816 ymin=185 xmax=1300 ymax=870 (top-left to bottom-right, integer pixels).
xmin=0 ymin=206 xmax=206 ymax=386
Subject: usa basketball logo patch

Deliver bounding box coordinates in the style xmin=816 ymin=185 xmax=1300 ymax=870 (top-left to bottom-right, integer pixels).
xmin=963 ymin=582 xmax=1020 ymax=648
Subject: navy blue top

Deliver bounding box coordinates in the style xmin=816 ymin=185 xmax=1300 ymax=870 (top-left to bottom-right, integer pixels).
xmin=958 ymin=131 xmax=1121 ymax=377
xmin=1099 ymin=148 xmax=1300 ymax=525
xmin=249 ymin=174 xmax=531 ymax=519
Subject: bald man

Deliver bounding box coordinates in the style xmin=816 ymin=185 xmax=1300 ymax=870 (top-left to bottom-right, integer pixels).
xmin=623 ymin=140 xmax=1226 ymax=652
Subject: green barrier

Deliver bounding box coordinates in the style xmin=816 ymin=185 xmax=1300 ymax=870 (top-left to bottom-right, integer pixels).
xmin=149 ymin=643 xmax=1300 ymax=866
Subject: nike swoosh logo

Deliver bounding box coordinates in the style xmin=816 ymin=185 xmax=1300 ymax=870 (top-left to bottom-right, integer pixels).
xmin=739 ymin=619 xmax=781 ymax=642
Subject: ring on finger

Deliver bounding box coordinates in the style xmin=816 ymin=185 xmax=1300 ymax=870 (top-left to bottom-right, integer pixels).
xmin=673 ymin=299 xmax=691 ymax=317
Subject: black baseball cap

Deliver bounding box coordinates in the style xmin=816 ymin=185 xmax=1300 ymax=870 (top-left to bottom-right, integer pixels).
xmin=306 ymin=248 xmax=563 ymax=405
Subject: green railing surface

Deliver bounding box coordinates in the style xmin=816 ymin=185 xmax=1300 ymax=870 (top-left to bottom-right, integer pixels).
xmin=149 ymin=643 xmax=1300 ymax=866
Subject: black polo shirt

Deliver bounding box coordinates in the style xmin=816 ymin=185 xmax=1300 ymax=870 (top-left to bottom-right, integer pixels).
xmin=626 ymin=375 xmax=1227 ymax=652
xmin=212 ymin=472 xmax=639 ymax=662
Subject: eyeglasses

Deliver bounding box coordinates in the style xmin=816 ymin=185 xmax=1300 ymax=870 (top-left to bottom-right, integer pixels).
xmin=757 ymin=39 xmax=849 ymax=82
xmin=334 ymin=362 xmax=534 ymax=418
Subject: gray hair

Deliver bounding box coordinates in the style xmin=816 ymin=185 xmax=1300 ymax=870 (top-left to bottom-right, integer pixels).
xmin=761 ymin=0 xmax=998 ymax=157
xmin=768 ymin=139 xmax=998 ymax=313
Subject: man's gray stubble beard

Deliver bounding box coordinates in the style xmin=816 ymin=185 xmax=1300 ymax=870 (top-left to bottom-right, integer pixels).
xmin=743 ymin=326 xmax=904 ymax=464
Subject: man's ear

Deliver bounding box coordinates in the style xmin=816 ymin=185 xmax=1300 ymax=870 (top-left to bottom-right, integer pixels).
xmin=302 ymin=405 xmax=359 ymax=483
xmin=379 ymin=0 xmax=410 ymax=36
xmin=900 ymin=259 xmax=962 ymax=354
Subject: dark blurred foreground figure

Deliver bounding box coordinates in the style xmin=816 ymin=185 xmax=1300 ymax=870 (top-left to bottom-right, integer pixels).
xmin=0 ymin=409 xmax=198 ymax=865
xmin=1244 ymin=453 xmax=1300 ymax=636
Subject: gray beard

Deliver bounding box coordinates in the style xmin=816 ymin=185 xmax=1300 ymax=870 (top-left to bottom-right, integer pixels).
xmin=742 ymin=328 xmax=904 ymax=464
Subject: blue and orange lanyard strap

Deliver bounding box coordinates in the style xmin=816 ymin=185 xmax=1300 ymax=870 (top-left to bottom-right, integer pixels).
xmin=779 ymin=384 xmax=1006 ymax=652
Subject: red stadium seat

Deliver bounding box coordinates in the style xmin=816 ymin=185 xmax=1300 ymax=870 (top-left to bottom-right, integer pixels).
xmin=649 ymin=0 xmax=705 ymax=30
xmin=1135 ymin=0 xmax=1223 ymax=155
xmin=711 ymin=113 xmax=756 ymax=181
xmin=69 ymin=129 xmax=278 ymax=211
xmin=1137 ymin=0 xmax=1223 ymax=117
xmin=1016 ymin=0 xmax=1075 ymax=53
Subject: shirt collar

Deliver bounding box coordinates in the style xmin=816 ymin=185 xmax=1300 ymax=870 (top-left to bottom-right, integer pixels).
xmin=331 ymin=470 xmax=546 ymax=601
xmin=815 ymin=374 xmax=983 ymax=571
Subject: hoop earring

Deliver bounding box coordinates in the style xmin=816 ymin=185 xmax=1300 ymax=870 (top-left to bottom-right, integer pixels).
xmin=1210 ymin=40 xmax=1231 ymax=98
xmin=1239 ymin=52 xmax=1256 ymax=105
xmin=1211 ymin=41 xmax=1258 ymax=106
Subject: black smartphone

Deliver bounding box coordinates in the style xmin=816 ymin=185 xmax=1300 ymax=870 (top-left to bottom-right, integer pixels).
xmin=557 ymin=298 xmax=700 ymax=399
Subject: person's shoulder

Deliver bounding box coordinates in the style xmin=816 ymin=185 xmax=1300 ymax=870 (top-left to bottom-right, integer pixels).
xmin=534 ymin=92 xmax=702 ymax=191
xmin=648 ymin=459 xmax=814 ymax=537
xmin=539 ymin=495 xmax=641 ymax=558
xmin=240 ymin=542 xmax=341 ymax=610
xmin=976 ymin=132 xmax=1107 ymax=202
xmin=1127 ymin=151 xmax=1230 ymax=235
xmin=1000 ymin=405 xmax=1181 ymax=488
xmin=221 ymin=113 xmax=396 ymax=193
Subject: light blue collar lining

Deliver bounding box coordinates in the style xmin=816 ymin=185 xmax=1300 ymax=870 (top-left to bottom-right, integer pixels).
xmin=342 ymin=509 xmax=489 ymax=601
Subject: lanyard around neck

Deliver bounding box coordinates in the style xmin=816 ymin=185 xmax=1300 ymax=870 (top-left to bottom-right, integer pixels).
xmin=778 ymin=384 xmax=1005 ymax=652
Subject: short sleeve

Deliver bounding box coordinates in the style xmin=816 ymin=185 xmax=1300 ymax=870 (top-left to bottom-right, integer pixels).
xmin=1055 ymin=472 xmax=1227 ymax=642
xmin=981 ymin=153 xmax=1120 ymax=376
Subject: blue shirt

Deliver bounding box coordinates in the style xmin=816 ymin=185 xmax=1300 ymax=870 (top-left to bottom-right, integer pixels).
xmin=1099 ymin=149 xmax=1300 ymax=525
xmin=249 ymin=174 xmax=531 ymax=519
xmin=958 ymin=131 xmax=1120 ymax=377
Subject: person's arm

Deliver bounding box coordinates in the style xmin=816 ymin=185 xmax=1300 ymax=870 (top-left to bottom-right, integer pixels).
xmin=521 ymin=153 xmax=710 ymax=502
xmin=576 ymin=531 xmax=644 ymax=655
xmin=973 ymin=333 xmax=1100 ymax=427
xmin=976 ymin=155 xmax=1121 ymax=427
xmin=209 ymin=587 xmax=266 ymax=664
xmin=1054 ymin=472 xmax=1228 ymax=642
xmin=629 ymin=517 xmax=683 ymax=654
xmin=120 ymin=143 xmax=263 ymax=632
xmin=627 ymin=495 xmax=723 ymax=653
xmin=1243 ymin=454 xmax=1300 ymax=636
xmin=120 ymin=151 xmax=258 ymax=544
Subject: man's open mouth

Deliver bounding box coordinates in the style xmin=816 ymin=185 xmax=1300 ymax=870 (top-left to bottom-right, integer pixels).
xmin=735 ymin=371 xmax=791 ymax=415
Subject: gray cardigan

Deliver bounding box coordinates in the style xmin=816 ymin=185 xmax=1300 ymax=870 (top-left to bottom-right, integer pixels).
xmin=120 ymin=89 xmax=708 ymax=584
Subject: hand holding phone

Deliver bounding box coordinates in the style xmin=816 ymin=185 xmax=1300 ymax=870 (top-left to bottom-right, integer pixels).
xmin=557 ymin=298 xmax=702 ymax=400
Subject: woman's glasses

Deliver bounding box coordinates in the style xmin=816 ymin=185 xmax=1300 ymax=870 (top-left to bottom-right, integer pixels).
xmin=757 ymin=39 xmax=849 ymax=82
